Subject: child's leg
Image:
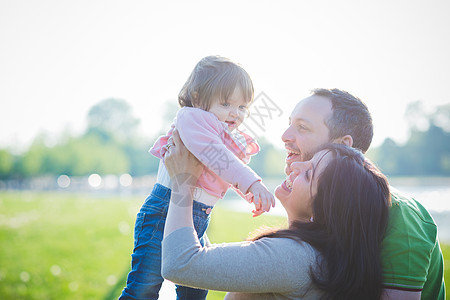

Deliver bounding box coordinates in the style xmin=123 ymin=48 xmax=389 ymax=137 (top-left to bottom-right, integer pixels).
xmin=175 ymin=200 xmax=213 ymax=300
xmin=119 ymin=184 xmax=171 ymax=300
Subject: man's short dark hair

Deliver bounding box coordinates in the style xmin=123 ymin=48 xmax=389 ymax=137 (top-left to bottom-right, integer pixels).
xmin=312 ymin=88 xmax=373 ymax=153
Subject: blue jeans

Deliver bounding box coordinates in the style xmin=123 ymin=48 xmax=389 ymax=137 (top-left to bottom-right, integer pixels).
xmin=119 ymin=183 xmax=212 ymax=300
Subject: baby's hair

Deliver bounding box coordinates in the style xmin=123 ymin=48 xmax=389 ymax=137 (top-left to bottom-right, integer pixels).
xmin=178 ymin=55 xmax=254 ymax=111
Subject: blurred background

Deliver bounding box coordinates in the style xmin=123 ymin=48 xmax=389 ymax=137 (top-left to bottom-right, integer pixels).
xmin=1 ymin=0 xmax=449 ymax=299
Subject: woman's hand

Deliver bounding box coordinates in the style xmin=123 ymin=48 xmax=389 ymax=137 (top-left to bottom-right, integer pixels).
xmin=164 ymin=129 xmax=204 ymax=183
xmin=163 ymin=129 xmax=204 ymax=238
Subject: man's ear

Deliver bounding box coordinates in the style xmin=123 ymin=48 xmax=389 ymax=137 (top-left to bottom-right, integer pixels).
xmin=333 ymin=135 xmax=353 ymax=147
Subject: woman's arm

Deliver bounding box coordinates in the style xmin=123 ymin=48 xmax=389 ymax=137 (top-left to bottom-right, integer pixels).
xmin=163 ymin=129 xmax=204 ymax=238
xmin=162 ymin=130 xmax=316 ymax=293
xmin=176 ymin=108 xmax=260 ymax=194
xmin=162 ymin=227 xmax=315 ymax=293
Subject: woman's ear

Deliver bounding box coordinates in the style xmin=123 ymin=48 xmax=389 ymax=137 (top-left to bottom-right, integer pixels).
xmin=333 ymin=135 xmax=353 ymax=147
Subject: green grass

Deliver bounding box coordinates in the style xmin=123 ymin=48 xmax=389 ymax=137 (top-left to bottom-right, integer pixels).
xmin=0 ymin=191 xmax=448 ymax=299
xmin=0 ymin=191 xmax=286 ymax=300
xmin=442 ymin=244 xmax=450 ymax=300
xmin=0 ymin=191 xmax=141 ymax=299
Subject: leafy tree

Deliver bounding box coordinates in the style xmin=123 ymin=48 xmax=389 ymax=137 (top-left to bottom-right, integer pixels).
xmin=431 ymin=103 xmax=450 ymax=132
xmin=0 ymin=149 xmax=13 ymax=179
xmin=15 ymin=137 xmax=47 ymax=178
xmin=122 ymin=141 xmax=159 ymax=176
xmin=405 ymin=124 xmax=450 ymax=175
xmin=86 ymin=98 xmax=140 ymax=143
xmin=3 ymin=98 xmax=448 ymax=180
xmin=373 ymin=138 xmax=401 ymax=175
xmin=46 ymin=135 xmax=130 ymax=176
xmin=404 ymin=100 xmax=429 ymax=131
xmin=372 ymin=101 xmax=450 ymax=176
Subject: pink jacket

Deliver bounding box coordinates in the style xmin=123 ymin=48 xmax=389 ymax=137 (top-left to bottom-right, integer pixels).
xmin=150 ymin=107 xmax=261 ymax=199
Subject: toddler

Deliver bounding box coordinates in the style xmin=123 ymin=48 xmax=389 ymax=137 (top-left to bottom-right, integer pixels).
xmin=119 ymin=55 xmax=275 ymax=300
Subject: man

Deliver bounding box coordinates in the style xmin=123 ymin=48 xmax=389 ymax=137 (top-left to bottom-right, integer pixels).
xmin=282 ymin=88 xmax=445 ymax=299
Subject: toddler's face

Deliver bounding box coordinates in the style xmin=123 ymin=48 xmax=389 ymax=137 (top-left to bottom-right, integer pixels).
xmin=208 ymin=87 xmax=248 ymax=131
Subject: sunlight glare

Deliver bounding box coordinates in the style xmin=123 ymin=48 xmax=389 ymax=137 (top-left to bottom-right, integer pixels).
xmin=57 ymin=175 xmax=70 ymax=188
xmin=120 ymin=173 xmax=133 ymax=187
xmin=88 ymin=174 xmax=102 ymax=188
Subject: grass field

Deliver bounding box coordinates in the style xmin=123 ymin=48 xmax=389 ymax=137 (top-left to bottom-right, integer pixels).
xmin=0 ymin=191 xmax=448 ymax=299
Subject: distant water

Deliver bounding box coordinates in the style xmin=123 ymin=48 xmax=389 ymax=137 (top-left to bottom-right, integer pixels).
xmin=392 ymin=185 xmax=450 ymax=212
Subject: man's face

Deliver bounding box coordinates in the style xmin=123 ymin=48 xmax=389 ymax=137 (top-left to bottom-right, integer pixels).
xmin=282 ymin=95 xmax=333 ymax=175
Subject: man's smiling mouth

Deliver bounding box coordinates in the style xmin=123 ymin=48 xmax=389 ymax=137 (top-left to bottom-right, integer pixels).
xmin=286 ymin=149 xmax=301 ymax=162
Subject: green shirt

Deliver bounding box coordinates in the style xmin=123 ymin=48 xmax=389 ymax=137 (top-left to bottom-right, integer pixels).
xmin=381 ymin=187 xmax=445 ymax=299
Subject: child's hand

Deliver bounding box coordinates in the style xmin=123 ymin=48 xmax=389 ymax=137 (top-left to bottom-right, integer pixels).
xmin=252 ymin=208 xmax=265 ymax=218
xmin=248 ymin=181 xmax=275 ymax=217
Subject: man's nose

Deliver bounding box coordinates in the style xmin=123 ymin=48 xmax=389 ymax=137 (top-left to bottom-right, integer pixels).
xmin=282 ymin=126 xmax=293 ymax=142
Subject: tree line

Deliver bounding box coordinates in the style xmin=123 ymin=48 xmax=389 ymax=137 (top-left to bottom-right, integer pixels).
xmin=0 ymin=99 xmax=449 ymax=180
xmin=367 ymin=101 xmax=450 ymax=176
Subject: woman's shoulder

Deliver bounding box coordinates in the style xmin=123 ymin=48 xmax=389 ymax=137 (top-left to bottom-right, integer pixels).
xmin=258 ymin=236 xmax=317 ymax=251
xmin=253 ymin=237 xmax=322 ymax=297
xmin=255 ymin=237 xmax=319 ymax=264
xmin=210 ymin=235 xmax=318 ymax=267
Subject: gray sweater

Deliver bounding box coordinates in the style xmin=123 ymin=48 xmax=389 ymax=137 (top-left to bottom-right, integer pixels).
xmin=162 ymin=227 xmax=324 ymax=299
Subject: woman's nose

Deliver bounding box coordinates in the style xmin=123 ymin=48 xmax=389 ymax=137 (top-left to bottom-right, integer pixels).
xmin=290 ymin=162 xmax=302 ymax=175
xmin=291 ymin=161 xmax=310 ymax=174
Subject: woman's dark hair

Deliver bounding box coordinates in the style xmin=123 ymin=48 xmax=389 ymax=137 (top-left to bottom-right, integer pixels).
xmin=255 ymin=143 xmax=391 ymax=300
xmin=178 ymin=55 xmax=254 ymax=111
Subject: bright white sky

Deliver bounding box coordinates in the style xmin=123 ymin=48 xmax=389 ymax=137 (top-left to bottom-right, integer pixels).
xmin=1 ymin=0 xmax=449 ymax=152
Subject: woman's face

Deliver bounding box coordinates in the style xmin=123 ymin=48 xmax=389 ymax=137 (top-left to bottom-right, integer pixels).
xmin=275 ymin=149 xmax=333 ymax=222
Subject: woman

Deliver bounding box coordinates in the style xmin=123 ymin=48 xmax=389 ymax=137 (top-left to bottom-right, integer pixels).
xmin=162 ymin=129 xmax=391 ymax=299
